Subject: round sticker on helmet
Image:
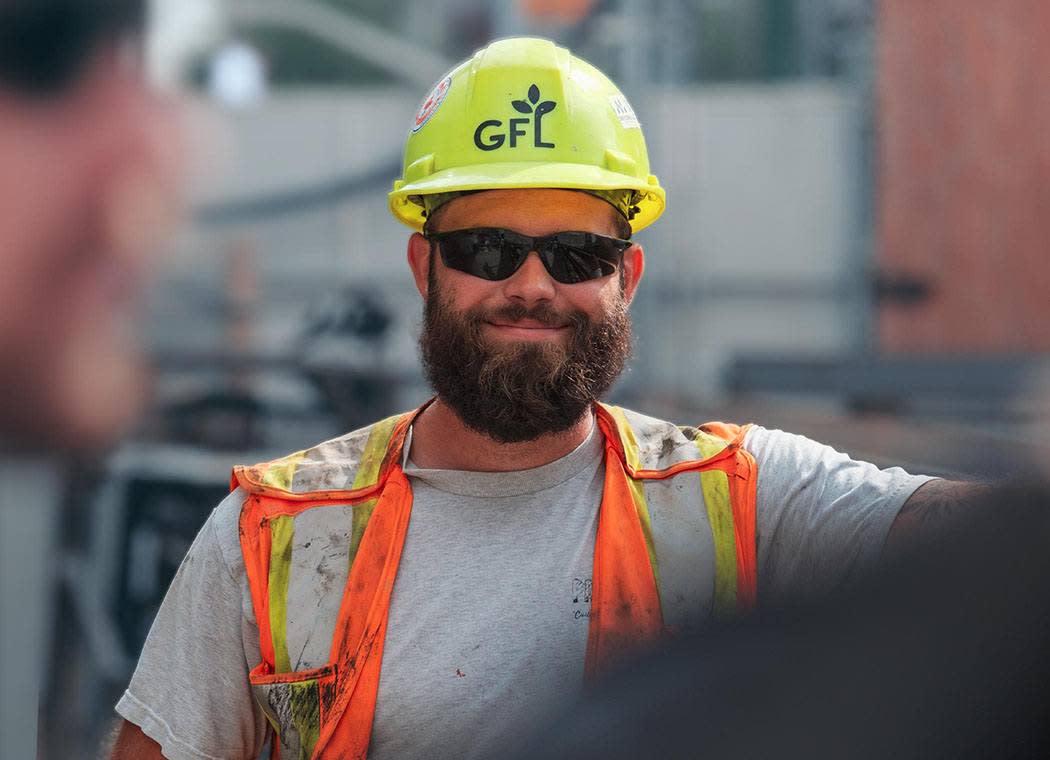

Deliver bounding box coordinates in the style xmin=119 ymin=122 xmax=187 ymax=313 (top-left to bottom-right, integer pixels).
xmin=412 ymin=76 xmax=452 ymax=133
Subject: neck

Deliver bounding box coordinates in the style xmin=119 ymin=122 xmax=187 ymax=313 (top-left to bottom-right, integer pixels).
xmin=407 ymin=398 xmax=595 ymax=472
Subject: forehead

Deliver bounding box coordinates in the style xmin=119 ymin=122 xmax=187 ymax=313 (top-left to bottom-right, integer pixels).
xmin=433 ymin=188 xmax=622 ymax=237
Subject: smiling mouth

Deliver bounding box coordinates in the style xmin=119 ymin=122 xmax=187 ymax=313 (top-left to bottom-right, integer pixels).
xmin=485 ymin=320 xmax=570 ymax=339
xmin=488 ymin=319 xmax=568 ymax=329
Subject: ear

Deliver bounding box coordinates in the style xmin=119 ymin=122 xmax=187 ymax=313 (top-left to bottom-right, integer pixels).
xmin=407 ymin=232 xmax=432 ymax=300
xmin=621 ymin=243 xmax=645 ymax=304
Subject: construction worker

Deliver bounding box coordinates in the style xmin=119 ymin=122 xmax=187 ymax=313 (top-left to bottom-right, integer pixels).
xmin=110 ymin=38 xmax=969 ymax=760
xmin=0 ymin=0 xmax=182 ymax=452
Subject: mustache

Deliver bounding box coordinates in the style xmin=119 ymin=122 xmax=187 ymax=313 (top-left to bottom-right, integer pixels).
xmin=470 ymin=302 xmax=583 ymax=329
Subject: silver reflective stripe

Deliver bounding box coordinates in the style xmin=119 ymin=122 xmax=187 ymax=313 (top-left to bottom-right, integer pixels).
xmin=614 ymin=406 xmax=725 ymax=471
xmin=252 ymin=682 xmax=305 ymax=759
xmin=289 ymin=433 xmax=372 ymax=493
xmin=283 ymin=504 xmax=355 ymax=672
xmin=644 ymin=472 xmax=717 ymax=632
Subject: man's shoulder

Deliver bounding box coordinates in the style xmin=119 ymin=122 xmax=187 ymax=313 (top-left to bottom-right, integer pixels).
xmin=210 ymin=488 xmax=252 ymax=573
xmin=233 ymin=411 xmax=411 ymax=496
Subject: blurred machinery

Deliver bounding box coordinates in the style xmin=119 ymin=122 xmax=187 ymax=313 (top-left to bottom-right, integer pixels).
xmin=44 ymin=282 xmax=406 ymax=755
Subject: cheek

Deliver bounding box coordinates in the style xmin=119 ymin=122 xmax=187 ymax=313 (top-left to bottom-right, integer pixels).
xmin=565 ymin=280 xmax=618 ymax=318
xmin=432 ymin=267 xmax=498 ymax=310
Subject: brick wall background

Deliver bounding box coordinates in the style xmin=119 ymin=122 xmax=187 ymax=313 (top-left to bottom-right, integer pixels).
xmin=877 ymin=0 xmax=1050 ymax=352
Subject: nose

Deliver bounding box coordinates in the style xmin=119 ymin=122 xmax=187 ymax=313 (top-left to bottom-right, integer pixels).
xmin=501 ymin=250 xmax=557 ymax=303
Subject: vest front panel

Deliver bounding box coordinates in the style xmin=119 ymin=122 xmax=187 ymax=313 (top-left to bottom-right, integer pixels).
xmin=237 ymin=405 xmax=756 ymax=759
xmin=246 ymin=495 xmax=386 ymax=759
xmin=642 ymin=471 xmax=718 ymax=631
xmin=278 ymin=504 xmax=358 ymax=672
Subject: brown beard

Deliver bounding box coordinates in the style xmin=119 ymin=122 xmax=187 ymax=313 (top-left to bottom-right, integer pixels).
xmin=420 ymin=275 xmax=632 ymax=444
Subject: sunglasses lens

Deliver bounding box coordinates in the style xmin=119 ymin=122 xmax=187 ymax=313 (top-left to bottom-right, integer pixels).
xmin=544 ymin=233 xmax=622 ymax=284
xmin=439 ymin=229 xmax=527 ymax=281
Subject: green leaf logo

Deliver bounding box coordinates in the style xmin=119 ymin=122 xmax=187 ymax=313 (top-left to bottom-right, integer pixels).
xmin=511 ymin=84 xmax=557 ymax=116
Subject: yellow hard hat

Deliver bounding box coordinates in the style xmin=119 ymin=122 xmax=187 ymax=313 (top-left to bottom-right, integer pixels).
xmin=389 ymin=37 xmax=666 ymax=234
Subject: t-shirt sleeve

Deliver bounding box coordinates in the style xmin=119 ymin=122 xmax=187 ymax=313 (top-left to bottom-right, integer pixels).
xmin=745 ymin=426 xmax=936 ymax=603
xmin=115 ymin=489 xmax=267 ymax=760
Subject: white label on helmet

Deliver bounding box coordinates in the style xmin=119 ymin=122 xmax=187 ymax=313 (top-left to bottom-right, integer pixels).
xmin=413 ymin=76 xmax=452 ymax=133
xmin=609 ymin=95 xmax=641 ymax=129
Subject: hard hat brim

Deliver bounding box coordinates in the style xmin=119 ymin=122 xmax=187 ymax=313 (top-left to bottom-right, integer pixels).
xmin=389 ymin=161 xmax=666 ymax=234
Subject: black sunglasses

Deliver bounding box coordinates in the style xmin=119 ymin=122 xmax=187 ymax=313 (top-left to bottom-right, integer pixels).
xmin=0 ymin=1 xmax=144 ymax=96
xmin=427 ymin=227 xmax=632 ymax=284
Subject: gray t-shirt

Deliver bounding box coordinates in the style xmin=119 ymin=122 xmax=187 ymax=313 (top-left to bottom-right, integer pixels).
xmin=116 ymin=422 xmax=933 ymax=760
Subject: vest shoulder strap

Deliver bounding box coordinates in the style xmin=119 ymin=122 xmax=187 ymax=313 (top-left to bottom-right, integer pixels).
xmin=596 ymin=403 xmax=749 ymax=477
xmin=597 ymin=404 xmax=758 ymax=614
xmin=231 ymin=411 xmax=412 ymax=501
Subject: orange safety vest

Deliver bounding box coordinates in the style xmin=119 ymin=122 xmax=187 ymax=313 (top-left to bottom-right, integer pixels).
xmin=233 ymin=402 xmax=758 ymax=759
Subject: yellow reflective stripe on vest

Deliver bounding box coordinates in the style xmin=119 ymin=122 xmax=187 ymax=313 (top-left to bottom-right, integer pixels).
xmin=353 ymin=415 xmax=401 ymax=489
xmin=604 ymin=406 xmax=662 ymax=601
xmin=348 ymin=498 xmax=378 ymax=573
xmin=261 ymin=451 xmax=308 ymax=491
xmin=268 ymin=515 xmax=296 ymax=673
xmin=700 ymin=468 xmax=738 ymax=616
xmin=255 ymin=442 xmax=303 ymax=674
xmin=691 ymin=430 xmax=739 ymax=615
xmin=604 ymin=406 xmax=641 ymax=471
xmin=345 ymin=415 xmax=401 ymax=571
xmin=692 ymin=428 xmax=728 ymax=461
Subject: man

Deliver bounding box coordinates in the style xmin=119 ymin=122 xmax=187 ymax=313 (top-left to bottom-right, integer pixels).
xmin=0 ymin=0 xmax=181 ymax=452
xmin=111 ymin=38 xmax=965 ymax=759
xmin=0 ymin=2 xmax=183 ymax=758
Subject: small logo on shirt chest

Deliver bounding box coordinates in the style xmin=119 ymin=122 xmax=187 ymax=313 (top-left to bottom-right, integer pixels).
xmin=572 ymin=577 xmax=592 ymax=620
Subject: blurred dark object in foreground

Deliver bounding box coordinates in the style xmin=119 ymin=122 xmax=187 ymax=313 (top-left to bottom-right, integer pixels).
xmin=514 ymin=483 xmax=1050 ymax=760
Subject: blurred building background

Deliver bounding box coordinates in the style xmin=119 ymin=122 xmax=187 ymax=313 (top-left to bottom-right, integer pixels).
xmin=32 ymin=0 xmax=1050 ymax=757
